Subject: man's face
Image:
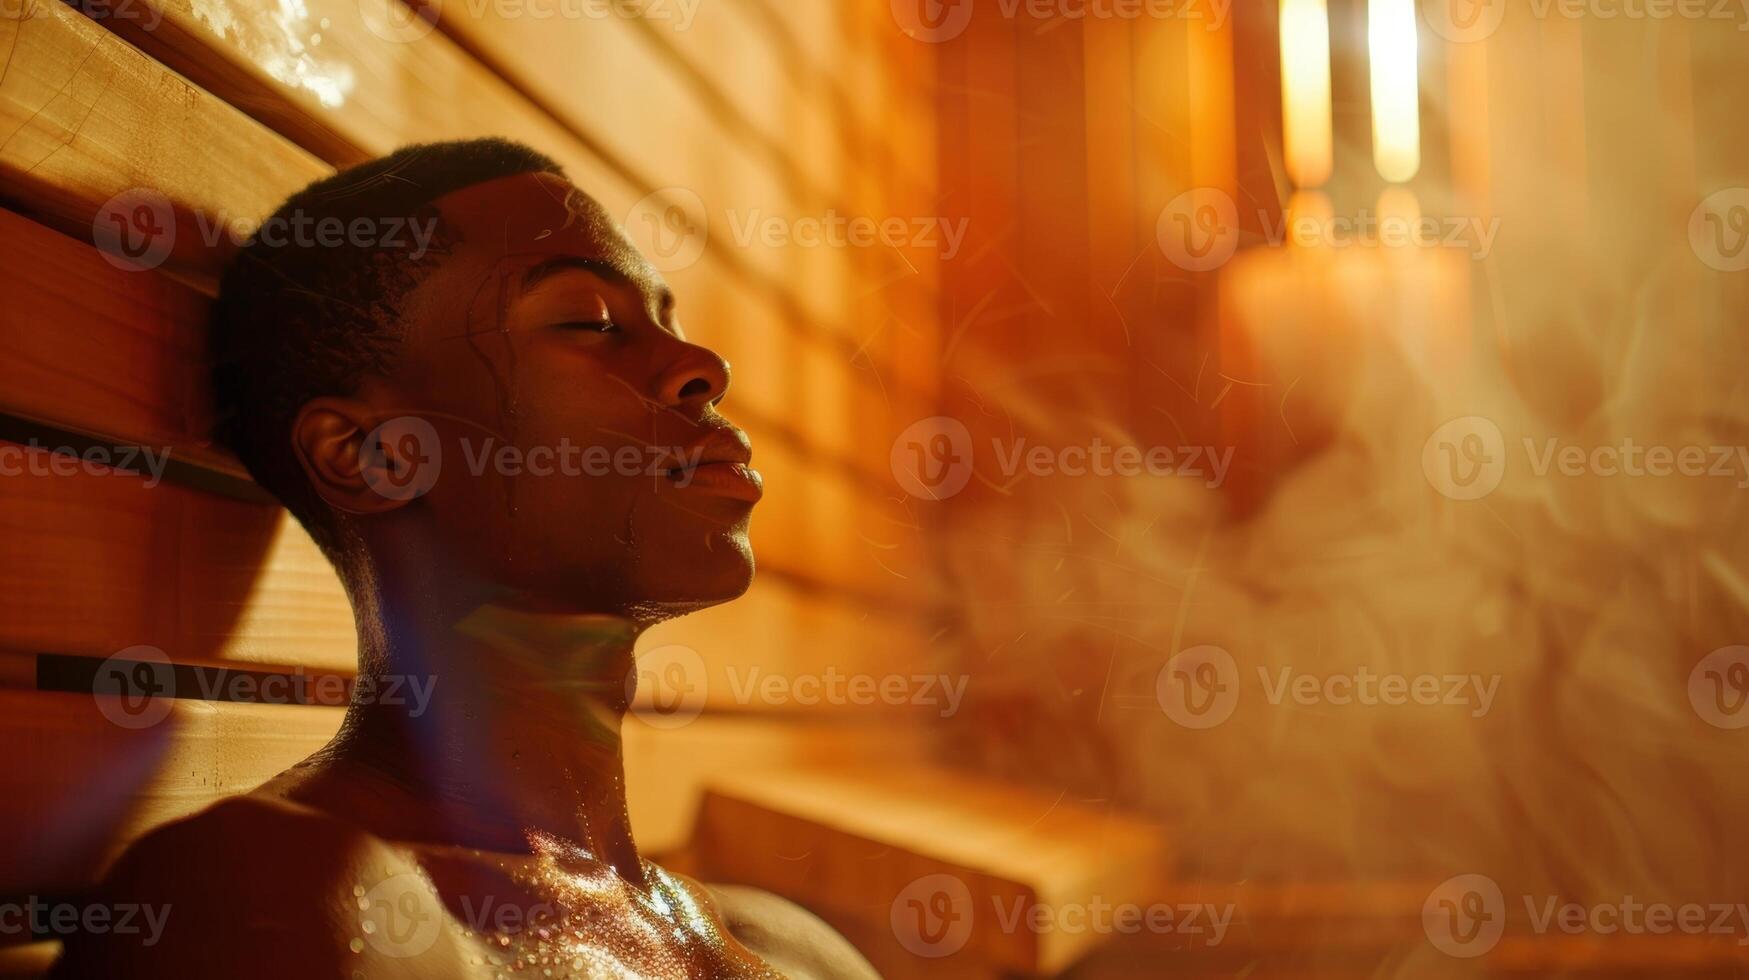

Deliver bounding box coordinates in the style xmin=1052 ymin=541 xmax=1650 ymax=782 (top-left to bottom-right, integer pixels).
xmin=363 ymin=172 xmax=759 ymax=618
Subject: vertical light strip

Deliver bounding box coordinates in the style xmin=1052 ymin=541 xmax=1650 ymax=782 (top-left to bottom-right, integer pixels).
xmin=1368 ymin=0 xmax=1421 ymax=182
xmin=1280 ymin=0 xmax=1334 ymax=189
xmin=1189 ymin=15 xmax=1237 ymax=197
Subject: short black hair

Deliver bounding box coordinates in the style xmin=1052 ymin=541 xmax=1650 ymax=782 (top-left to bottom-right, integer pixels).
xmin=209 ymin=138 xmax=564 ymax=562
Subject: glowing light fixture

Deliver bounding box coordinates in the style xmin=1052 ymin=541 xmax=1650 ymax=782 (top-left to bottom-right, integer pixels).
xmin=1368 ymin=0 xmax=1422 ymax=182
xmin=1279 ymin=0 xmax=1334 ymax=189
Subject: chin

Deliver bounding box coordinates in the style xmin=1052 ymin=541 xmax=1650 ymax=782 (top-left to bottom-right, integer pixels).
xmin=625 ymin=536 xmax=755 ymax=623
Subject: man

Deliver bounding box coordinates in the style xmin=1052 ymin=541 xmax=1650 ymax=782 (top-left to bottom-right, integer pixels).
xmin=54 ymin=139 xmax=879 ymax=979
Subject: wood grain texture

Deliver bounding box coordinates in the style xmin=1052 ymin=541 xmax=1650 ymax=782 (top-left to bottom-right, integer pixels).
xmin=0 ymin=208 xmax=235 ymax=477
xmin=638 ymin=576 xmax=951 ymax=714
xmin=0 ymin=440 xmax=357 ymax=671
xmin=0 ymin=689 xmax=344 ymax=892
xmin=695 ymin=764 xmax=1168 ymax=977
xmin=0 ymin=0 xmax=328 ymax=290
xmin=426 ymin=0 xmax=853 ymax=333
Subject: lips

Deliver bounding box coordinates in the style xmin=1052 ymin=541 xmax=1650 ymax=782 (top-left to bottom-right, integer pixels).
xmin=671 ymin=460 xmax=763 ymax=501
xmin=661 ymin=428 xmax=762 ymax=502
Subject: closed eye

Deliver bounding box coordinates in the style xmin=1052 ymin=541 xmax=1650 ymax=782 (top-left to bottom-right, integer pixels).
xmin=554 ymin=320 xmax=619 ymax=334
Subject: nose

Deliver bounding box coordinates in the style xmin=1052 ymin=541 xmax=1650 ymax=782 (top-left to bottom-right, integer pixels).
xmin=655 ymin=342 xmax=730 ymax=409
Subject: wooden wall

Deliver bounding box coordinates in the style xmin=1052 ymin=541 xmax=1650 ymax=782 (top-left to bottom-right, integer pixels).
xmin=0 ymin=0 xmax=945 ymax=960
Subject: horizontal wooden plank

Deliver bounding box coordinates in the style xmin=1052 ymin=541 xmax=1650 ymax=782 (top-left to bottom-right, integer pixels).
xmin=725 ymin=0 xmax=936 ymax=191
xmin=618 ymin=0 xmax=933 ymax=214
xmin=0 ymin=690 xmax=344 ymax=892
xmin=749 ymin=435 xmax=940 ymax=606
xmin=618 ymin=0 xmax=843 ymax=206
xmin=0 ymin=0 xmax=329 ymax=291
xmin=696 ymin=764 xmax=1167 ymax=976
xmin=0 ymin=209 xmax=235 ymax=478
xmin=0 ymin=687 xmax=928 ymax=893
xmin=637 ymin=577 xmax=950 ymax=715
xmin=71 ymin=0 xmax=630 ymax=200
xmin=623 ymin=719 xmax=931 ymax=861
xmin=0 ymin=442 xmax=357 ymax=672
xmin=427 ymin=0 xmax=856 ymax=329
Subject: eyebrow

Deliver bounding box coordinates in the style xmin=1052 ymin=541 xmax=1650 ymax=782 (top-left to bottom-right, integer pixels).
xmin=518 ymin=255 xmax=675 ymax=314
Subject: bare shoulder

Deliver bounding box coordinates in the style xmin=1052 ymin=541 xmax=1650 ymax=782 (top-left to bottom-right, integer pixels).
xmin=52 ymin=795 xmax=474 ymax=980
xmin=707 ymin=883 xmax=882 ymax=980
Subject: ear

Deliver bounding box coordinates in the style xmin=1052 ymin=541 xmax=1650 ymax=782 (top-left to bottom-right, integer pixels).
xmin=291 ymin=398 xmax=443 ymax=515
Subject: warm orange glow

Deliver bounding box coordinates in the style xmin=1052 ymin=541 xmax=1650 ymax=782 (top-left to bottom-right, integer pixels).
xmin=1279 ymin=0 xmax=1334 ymax=188
xmin=1188 ymin=17 xmax=1237 ymax=196
xmin=1446 ymin=35 xmax=1490 ymax=213
xmin=1285 ymin=189 xmax=1334 ymax=249
xmin=1376 ymin=186 xmax=1421 ymax=236
xmin=1368 ymin=0 xmax=1421 ymax=182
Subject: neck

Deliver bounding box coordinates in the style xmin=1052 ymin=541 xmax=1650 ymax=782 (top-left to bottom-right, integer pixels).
xmin=331 ymin=589 xmax=648 ymax=886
